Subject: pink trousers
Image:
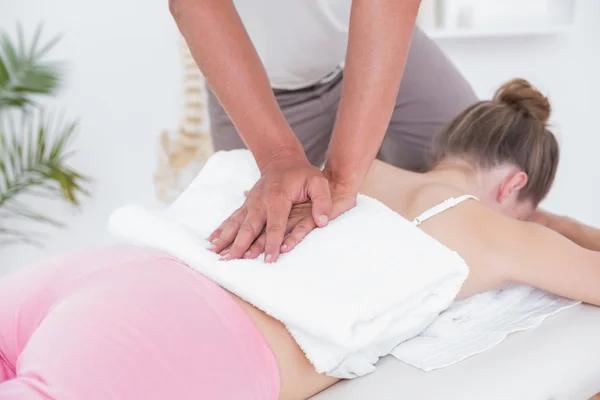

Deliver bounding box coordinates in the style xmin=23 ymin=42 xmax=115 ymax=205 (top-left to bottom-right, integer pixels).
xmin=0 ymin=246 xmax=280 ymax=399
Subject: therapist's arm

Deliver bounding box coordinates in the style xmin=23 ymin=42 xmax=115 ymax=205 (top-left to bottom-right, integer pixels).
xmin=169 ymin=0 xmax=303 ymax=166
xmin=324 ymin=0 xmax=422 ymax=197
xmin=530 ymin=209 xmax=600 ymax=251
xmin=276 ymin=0 xmax=423 ymax=252
xmin=170 ymin=0 xmax=334 ymax=262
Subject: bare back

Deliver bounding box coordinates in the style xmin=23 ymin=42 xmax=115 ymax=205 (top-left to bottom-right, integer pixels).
xmin=361 ymin=160 xmax=600 ymax=303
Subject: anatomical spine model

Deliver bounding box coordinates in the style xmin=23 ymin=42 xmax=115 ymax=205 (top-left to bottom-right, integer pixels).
xmin=154 ymin=39 xmax=213 ymax=203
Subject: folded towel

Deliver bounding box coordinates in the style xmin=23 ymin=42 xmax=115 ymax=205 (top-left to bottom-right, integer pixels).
xmin=108 ymin=150 xmax=469 ymax=378
xmin=392 ymin=285 xmax=578 ymax=371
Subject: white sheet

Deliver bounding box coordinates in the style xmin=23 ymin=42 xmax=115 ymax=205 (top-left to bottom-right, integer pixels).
xmin=313 ymin=304 xmax=600 ymax=400
xmin=392 ymin=285 xmax=577 ymax=371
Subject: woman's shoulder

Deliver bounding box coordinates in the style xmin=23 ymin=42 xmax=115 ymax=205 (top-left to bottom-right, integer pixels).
xmin=410 ymin=183 xmax=530 ymax=281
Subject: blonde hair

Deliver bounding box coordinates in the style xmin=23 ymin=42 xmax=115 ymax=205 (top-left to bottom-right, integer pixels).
xmin=430 ymin=78 xmax=559 ymax=205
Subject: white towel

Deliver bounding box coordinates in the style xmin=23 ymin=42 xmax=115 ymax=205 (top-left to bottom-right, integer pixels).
xmin=108 ymin=150 xmax=469 ymax=379
xmin=392 ymin=285 xmax=578 ymax=371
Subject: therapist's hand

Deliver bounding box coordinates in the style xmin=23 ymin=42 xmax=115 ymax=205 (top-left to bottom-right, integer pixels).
xmin=224 ymin=174 xmax=358 ymax=260
xmin=208 ymin=152 xmax=332 ymax=262
xmin=280 ymin=179 xmax=357 ymax=254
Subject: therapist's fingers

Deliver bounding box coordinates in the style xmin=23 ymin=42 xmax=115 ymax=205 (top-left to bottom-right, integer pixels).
xmin=263 ymin=197 xmax=292 ymax=263
xmin=308 ymin=175 xmax=332 ymax=228
xmin=212 ymin=208 xmax=246 ymax=254
xmin=208 ymin=225 xmax=222 ymax=243
xmin=281 ymin=216 xmax=316 ymax=254
xmin=226 ymin=210 xmax=266 ymax=260
xmin=243 ymin=233 xmax=266 ymax=259
xmin=208 ymin=211 xmax=233 ymax=243
xmin=219 ymin=244 xmax=232 ymax=257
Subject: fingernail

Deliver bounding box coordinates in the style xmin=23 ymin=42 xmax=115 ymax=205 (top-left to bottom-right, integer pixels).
xmin=318 ymin=215 xmax=328 ymax=226
xmin=220 ymin=254 xmax=230 ymax=261
xmin=244 ymin=251 xmax=252 ymax=258
xmin=265 ymin=254 xmax=272 ymax=263
xmin=211 ymin=238 xmax=219 ymax=245
xmin=281 ymin=244 xmax=288 ymax=251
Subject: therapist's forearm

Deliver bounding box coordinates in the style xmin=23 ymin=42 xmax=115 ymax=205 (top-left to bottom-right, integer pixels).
xmin=169 ymin=0 xmax=304 ymax=170
xmin=325 ymin=0 xmax=421 ymax=192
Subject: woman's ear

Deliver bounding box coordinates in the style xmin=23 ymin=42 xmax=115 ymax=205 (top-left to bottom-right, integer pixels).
xmin=498 ymin=171 xmax=528 ymax=203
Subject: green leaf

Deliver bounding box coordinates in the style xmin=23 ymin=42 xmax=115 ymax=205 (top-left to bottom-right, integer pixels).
xmin=28 ymin=23 xmax=43 ymax=61
xmin=0 ymin=56 xmax=8 ymax=89
xmin=0 ymin=156 xmax=8 ymax=192
xmin=0 ymin=25 xmax=88 ymax=247
xmin=0 ymin=32 xmax=20 ymax=75
xmin=50 ymin=121 xmax=76 ymax=161
xmin=5 ymin=200 xmax=64 ymax=227
xmin=0 ymin=224 xmax=46 ymax=247
xmin=36 ymin=123 xmax=45 ymax=162
xmin=16 ymin=23 xmax=25 ymax=60
xmin=34 ymin=32 xmax=62 ymax=60
xmin=0 ymin=107 xmax=89 ymax=246
xmin=0 ymin=24 xmax=63 ymax=108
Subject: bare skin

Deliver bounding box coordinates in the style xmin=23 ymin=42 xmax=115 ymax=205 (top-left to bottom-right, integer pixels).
xmin=529 ymin=209 xmax=600 ymax=252
xmin=360 ymin=160 xmax=600 ymax=303
xmin=225 ymin=159 xmax=600 ymax=400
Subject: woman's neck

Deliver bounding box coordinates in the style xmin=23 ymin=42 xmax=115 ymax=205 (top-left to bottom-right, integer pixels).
xmin=424 ymin=159 xmax=487 ymax=198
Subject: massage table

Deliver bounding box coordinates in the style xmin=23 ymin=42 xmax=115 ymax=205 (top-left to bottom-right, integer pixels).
xmin=314 ymin=304 xmax=600 ymax=400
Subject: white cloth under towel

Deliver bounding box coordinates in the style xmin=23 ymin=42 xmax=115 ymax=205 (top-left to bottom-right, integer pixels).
xmin=108 ymin=150 xmax=469 ymax=378
xmin=392 ymin=285 xmax=578 ymax=371
xmin=108 ymin=149 xmax=579 ymax=377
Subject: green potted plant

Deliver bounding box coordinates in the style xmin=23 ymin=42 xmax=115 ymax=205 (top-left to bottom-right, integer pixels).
xmin=0 ymin=24 xmax=89 ymax=246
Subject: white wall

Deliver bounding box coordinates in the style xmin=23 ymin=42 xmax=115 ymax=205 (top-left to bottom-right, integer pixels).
xmin=0 ymin=0 xmax=181 ymax=274
xmin=1 ymin=0 xmax=599 ymax=274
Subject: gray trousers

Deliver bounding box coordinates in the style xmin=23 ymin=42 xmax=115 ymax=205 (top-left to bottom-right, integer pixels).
xmin=207 ymin=28 xmax=477 ymax=172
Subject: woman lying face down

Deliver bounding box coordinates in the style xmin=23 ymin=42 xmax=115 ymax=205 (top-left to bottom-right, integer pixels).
xmin=0 ymin=79 xmax=597 ymax=400
xmin=359 ymin=78 xmax=598 ymax=303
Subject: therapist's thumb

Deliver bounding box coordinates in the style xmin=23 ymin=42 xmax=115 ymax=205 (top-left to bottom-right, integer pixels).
xmin=308 ymin=175 xmax=332 ymax=228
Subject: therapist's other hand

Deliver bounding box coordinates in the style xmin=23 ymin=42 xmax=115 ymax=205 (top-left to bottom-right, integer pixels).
xmin=208 ymin=152 xmax=332 ymax=262
xmin=281 ymin=176 xmax=357 ymax=254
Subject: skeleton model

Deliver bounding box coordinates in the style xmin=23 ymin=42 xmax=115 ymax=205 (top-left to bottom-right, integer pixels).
xmin=154 ymin=39 xmax=214 ymax=203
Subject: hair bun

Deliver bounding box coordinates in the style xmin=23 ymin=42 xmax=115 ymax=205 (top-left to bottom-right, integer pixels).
xmin=493 ymin=78 xmax=551 ymax=124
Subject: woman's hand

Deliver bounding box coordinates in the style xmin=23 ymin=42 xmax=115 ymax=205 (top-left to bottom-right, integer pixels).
xmin=217 ymin=173 xmax=358 ymax=260
xmin=208 ymin=151 xmax=333 ymax=262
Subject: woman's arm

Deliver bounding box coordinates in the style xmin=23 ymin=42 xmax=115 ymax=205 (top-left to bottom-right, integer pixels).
xmin=529 ymin=209 xmax=600 ymax=251
xmin=507 ymin=222 xmax=600 ymax=306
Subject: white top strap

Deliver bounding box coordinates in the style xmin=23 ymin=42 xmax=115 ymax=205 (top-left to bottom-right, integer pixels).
xmin=412 ymin=195 xmax=479 ymax=226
